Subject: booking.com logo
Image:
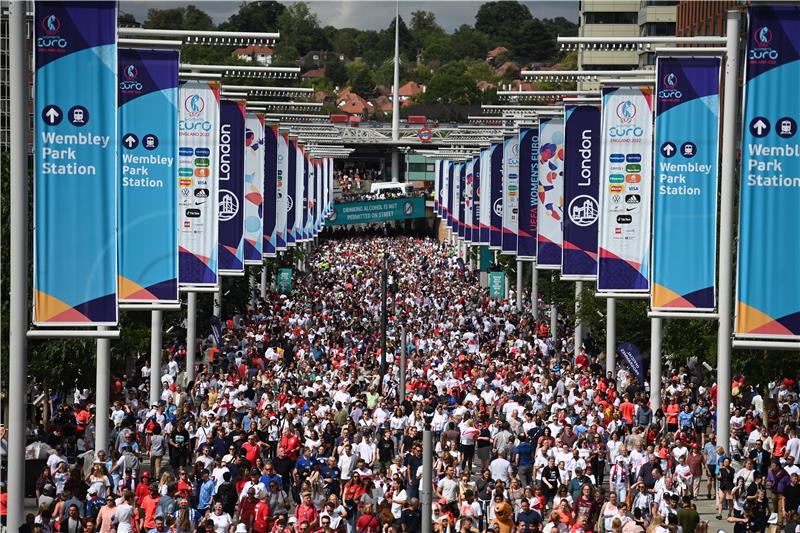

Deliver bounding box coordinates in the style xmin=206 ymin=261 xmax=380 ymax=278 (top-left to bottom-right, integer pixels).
xmin=750 ymin=26 xmax=778 ymax=60
xmin=38 ymin=14 xmax=68 ymax=49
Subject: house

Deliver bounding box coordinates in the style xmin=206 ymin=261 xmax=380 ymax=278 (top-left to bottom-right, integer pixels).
xmin=372 ymin=95 xmax=393 ymax=114
xmin=390 ymin=81 xmax=426 ymax=108
xmin=314 ymin=90 xmax=329 ymax=103
xmin=336 ymin=88 xmax=374 ymax=117
xmin=495 ymin=61 xmax=520 ymax=78
xmin=233 ymin=45 xmax=273 ymax=66
xmin=300 ymin=50 xmax=349 ymax=69
xmin=486 ymin=46 xmax=508 ymax=63
xmin=301 ymin=68 xmax=326 ymax=80
xmin=477 ymin=80 xmax=496 ymax=92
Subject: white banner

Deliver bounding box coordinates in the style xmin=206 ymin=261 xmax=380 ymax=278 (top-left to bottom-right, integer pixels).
xmin=243 ymin=112 xmax=264 ymax=264
xmin=501 ymin=133 xmax=520 ymax=255
xmin=536 ymin=117 xmax=564 ymax=269
xmin=597 ymin=86 xmax=653 ymax=292
xmin=295 ymin=145 xmax=305 ymax=241
xmin=178 ymin=80 xmax=220 ymax=287
xmin=276 ymin=130 xmax=288 ymax=251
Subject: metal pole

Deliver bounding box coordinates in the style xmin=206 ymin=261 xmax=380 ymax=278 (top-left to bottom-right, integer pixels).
xmin=186 ymin=292 xmax=197 ymax=383
xmin=550 ymin=303 xmax=557 ymax=340
xmin=95 ymin=327 xmax=110 ymax=455
xmin=606 ymin=297 xmax=616 ymax=375
xmin=574 ymin=281 xmax=583 ymax=358
xmin=390 ymin=0 xmax=401 ymax=184
xmin=150 ymin=310 xmax=163 ymax=406
xmin=260 ymin=266 xmax=267 ymax=299
xmin=399 ymin=326 xmax=407 ymax=404
xmin=516 ymin=260 xmax=523 ymax=311
xmin=8 ymin=3 xmax=29 ymax=529
xmin=716 ymin=10 xmax=741 ymax=452
xmin=421 ymin=428 xmax=433 ymax=533
xmin=531 ymin=266 xmax=538 ymax=319
xmin=650 ymin=317 xmax=663 ymax=412
xmin=380 ymin=255 xmax=387 ymax=392
xmin=213 ymin=282 xmax=222 ymax=318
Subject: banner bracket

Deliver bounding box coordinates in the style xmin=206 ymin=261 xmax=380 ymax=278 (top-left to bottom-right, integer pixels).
xmin=732 ymin=339 xmax=800 ymax=351
xmin=647 ymin=311 xmax=719 ymax=319
xmin=594 ymin=292 xmax=648 ymax=300
xmin=119 ymin=303 xmax=182 ymax=311
xmin=27 ymin=329 xmax=121 ymax=340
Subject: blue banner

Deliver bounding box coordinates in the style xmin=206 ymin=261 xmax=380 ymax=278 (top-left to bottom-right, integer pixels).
xmin=447 ymin=161 xmax=455 ymax=231
xmin=653 ymin=57 xmax=720 ymax=311
xmin=286 ymin=138 xmax=297 ymax=246
xmin=471 ymin=155 xmax=481 ymax=245
xmin=517 ymin=126 xmax=538 ymax=260
xmin=617 ymin=342 xmax=645 ymax=384
xmin=118 ymin=49 xmax=178 ymax=303
xmin=458 ymin=163 xmax=466 ymax=239
xmin=562 ymin=104 xmax=601 ymax=279
xmin=218 ymin=100 xmax=246 ymax=275
xmin=478 ymin=149 xmax=491 ymax=245
xmin=34 ymin=2 xmax=118 ymax=325
xmin=736 ymin=6 xmax=800 ymax=338
xmin=464 ymin=159 xmax=475 ymax=243
xmin=263 ymin=123 xmax=278 ymax=257
xmin=489 ymin=143 xmax=503 ymax=249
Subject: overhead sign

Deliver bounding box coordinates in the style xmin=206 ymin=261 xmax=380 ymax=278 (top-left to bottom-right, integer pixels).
xmin=536 ymin=117 xmax=564 ymax=268
xmin=562 ymin=104 xmax=600 ymax=280
xmin=652 ymin=56 xmax=721 ymax=312
xmin=597 ymin=86 xmax=653 ymax=293
xmin=218 ymin=100 xmax=246 ymax=275
xmin=276 ymin=268 xmax=293 ymax=294
xmin=34 ymin=1 xmax=119 ymax=325
xmin=517 ymin=126 xmax=539 ymax=261
xmin=118 ymin=48 xmax=179 ymax=302
xmin=326 ymin=197 xmax=426 ymax=226
xmin=736 ymin=6 xmax=800 ymax=338
xmin=418 ymin=127 xmax=433 ymax=142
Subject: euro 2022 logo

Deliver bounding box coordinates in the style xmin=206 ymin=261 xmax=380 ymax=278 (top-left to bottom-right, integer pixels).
xmin=184 ymin=94 xmax=206 ymax=117
xmin=658 ymin=72 xmax=682 ymax=100
xmin=120 ymin=64 xmax=143 ymax=92
xmin=750 ymin=25 xmax=778 ymax=61
xmin=38 ymin=14 xmax=68 ymax=49
xmin=616 ymin=100 xmax=636 ymax=124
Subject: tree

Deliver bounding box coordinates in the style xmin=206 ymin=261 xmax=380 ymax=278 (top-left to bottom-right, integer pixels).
xmin=325 ymin=59 xmax=348 ymax=88
xmin=183 ymin=5 xmax=215 ymax=30
xmin=277 ymin=2 xmax=328 ymax=57
xmin=143 ymin=5 xmax=214 ymax=31
xmin=475 ymin=1 xmax=532 ymax=46
xmin=346 ymin=60 xmax=374 ymax=96
xmin=371 ymin=59 xmax=395 ymax=88
xmin=512 ymin=19 xmax=556 ymax=63
xmin=449 ymin=25 xmax=491 ymax=61
xmin=118 ymin=11 xmax=140 ymax=28
xmin=328 ymin=27 xmax=361 ymax=60
xmin=221 ymin=1 xmax=284 ymax=32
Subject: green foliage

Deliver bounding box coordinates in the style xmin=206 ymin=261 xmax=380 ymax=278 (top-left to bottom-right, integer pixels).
xmin=143 ymin=5 xmax=213 ymax=31
xmin=325 ymin=60 xmax=349 ymax=88
xmin=450 ymin=25 xmax=491 ymax=61
xmin=346 ymin=60 xmax=375 ymax=97
xmin=277 ymin=3 xmax=328 ymax=57
xmin=219 ymin=1 xmax=284 ymax=32
xmin=118 ymin=11 xmax=139 ymax=28
xmin=372 ymin=59 xmax=395 ymax=88
xmin=475 ymin=1 xmax=533 ymax=45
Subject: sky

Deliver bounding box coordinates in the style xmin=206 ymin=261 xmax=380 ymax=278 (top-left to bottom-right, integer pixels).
xmin=120 ymin=1 xmax=579 ymax=32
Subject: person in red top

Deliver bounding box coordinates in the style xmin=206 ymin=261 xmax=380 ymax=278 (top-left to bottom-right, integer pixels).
xmin=74 ymin=404 xmax=91 ymax=433
xmin=294 ymin=493 xmax=319 ymax=525
xmin=239 ymin=488 xmax=259 ymax=529
xmin=279 ymin=428 xmax=301 ymax=462
xmin=135 ymin=473 xmax=151 ymax=505
xmin=139 ymin=485 xmax=160 ymax=531
xmin=666 ymin=399 xmax=681 ymax=433
xmin=619 ymin=396 xmax=636 ymax=428
xmin=242 ymin=433 xmax=266 ymax=466
xmin=773 ymin=427 xmax=789 ymax=458
xmin=250 ymin=493 xmax=271 ymax=533
xmin=355 ymin=504 xmax=379 ymax=533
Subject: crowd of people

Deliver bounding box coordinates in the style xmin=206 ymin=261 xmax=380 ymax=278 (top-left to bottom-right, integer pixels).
xmin=334 ymin=168 xmax=383 ymax=193
xmin=21 ymin=233 xmax=800 ymax=533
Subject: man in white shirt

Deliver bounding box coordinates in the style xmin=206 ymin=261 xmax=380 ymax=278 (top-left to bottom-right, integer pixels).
xmin=489 ymin=450 xmax=513 ymax=484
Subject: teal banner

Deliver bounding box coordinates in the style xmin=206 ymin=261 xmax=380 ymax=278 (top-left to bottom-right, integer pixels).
xmin=489 ymin=271 xmax=506 ymax=299
xmin=326 ymin=197 xmax=426 ymax=226
xmin=276 ymin=268 xmax=293 ymax=294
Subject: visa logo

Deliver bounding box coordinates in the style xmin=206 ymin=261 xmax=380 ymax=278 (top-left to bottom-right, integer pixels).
xmin=179 ymin=147 xmax=194 ymax=157
xmin=609 ymin=174 xmax=625 ymax=183
xmin=195 ymin=147 xmax=211 ymax=157
xmin=625 ymin=174 xmax=641 ymax=183
xmin=609 ymin=154 xmax=625 ymax=163
xmin=609 ymin=184 xmax=624 ymax=193
xmin=626 ymin=164 xmax=641 ymax=172
xmin=626 ymin=154 xmax=642 ymax=163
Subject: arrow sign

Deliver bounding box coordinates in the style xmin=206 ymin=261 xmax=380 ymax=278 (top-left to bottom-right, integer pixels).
xmin=750 ymin=117 xmax=770 ymax=137
xmin=42 ymin=105 xmax=62 ymax=125
xmin=123 ymin=133 xmax=138 ymax=149
xmin=660 ymin=142 xmax=676 ymax=158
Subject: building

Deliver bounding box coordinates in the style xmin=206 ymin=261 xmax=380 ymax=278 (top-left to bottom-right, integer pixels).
xmin=336 ymin=88 xmax=374 ymax=118
xmin=392 ymin=81 xmax=426 ymax=107
xmin=299 ymin=50 xmax=348 ymax=69
xmin=233 ymin=45 xmax=273 ymax=66
xmin=301 ymin=67 xmax=326 ymax=80
xmin=676 ymin=1 xmax=740 ymax=37
xmin=404 ymin=154 xmax=437 ymax=181
xmin=486 ymin=46 xmax=508 ymax=63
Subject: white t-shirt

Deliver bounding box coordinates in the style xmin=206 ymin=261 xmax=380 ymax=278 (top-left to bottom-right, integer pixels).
xmin=489 ymin=457 xmax=512 ymax=483
xmin=437 ymin=477 xmax=459 ymax=503
xmin=209 ymin=512 xmax=232 ymax=533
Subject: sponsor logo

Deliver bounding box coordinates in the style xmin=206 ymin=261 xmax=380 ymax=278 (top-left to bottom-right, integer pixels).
xmin=195 ymin=168 xmax=209 ymax=178
xmin=625 ymin=194 xmax=641 ymax=205
xmin=626 ymin=154 xmax=642 ymax=163
xmin=194 ymin=188 xmax=209 ymax=198
xmin=613 ymin=227 xmax=623 ymax=238
xmin=609 ymin=174 xmax=625 ymax=184
xmin=179 ymin=147 xmax=194 ymax=157
xmin=195 ymin=147 xmax=211 ymax=157
xmin=625 ymin=174 xmax=641 ymax=183
xmin=616 ymin=214 xmax=632 ymax=224
xmin=186 ymin=208 xmax=201 ymax=218
xmin=219 ymin=190 xmax=239 ymax=221
xmin=181 ymin=188 xmax=191 ymax=197
xmin=179 ymin=168 xmax=193 ymax=177
xmin=626 ymin=164 xmax=641 ymax=172
xmin=616 ymin=100 xmax=636 ymax=123
xmin=195 ymin=179 xmax=209 ymax=186
xmin=609 ymin=153 xmax=625 ymax=163
xmin=609 ymin=184 xmax=624 ymax=194
xmin=493 ymin=198 xmax=503 ymax=217
xmin=194 ymin=157 xmax=210 ymax=168
xmin=568 ymin=195 xmax=599 ymax=227
xmin=179 ymin=178 xmax=193 ymax=187
xmin=610 ymin=194 xmax=622 ymax=203
xmin=184 ymin=221 xmax=191 ymax=228
xmin=626 ymin=184 xmax=641 ymax=193
xmin=184 ymin=94 xmax=205 ymax=117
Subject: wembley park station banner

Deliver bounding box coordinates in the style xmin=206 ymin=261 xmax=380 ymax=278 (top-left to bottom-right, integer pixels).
xmin=326 ymin=197 xmax=426 ymax=226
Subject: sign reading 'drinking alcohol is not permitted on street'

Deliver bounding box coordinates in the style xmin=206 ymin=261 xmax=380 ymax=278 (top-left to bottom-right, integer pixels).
xmin=326 ymin=197 xmax=426 ymax=226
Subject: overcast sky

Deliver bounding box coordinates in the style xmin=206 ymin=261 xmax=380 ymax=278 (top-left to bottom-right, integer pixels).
xmin=120 ymin=1 xmax=579 ymax=32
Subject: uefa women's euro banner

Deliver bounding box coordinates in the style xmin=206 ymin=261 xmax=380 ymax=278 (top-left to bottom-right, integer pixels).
xmin=652 ymin=56 xmax=721 ymax=312
xmin=517 ymin=126 xmax=539 ymax=261
xmin=489 ymin=143 xmax=503 ymax=250
xmin=597 ymin=86 xmax=653 ymax=293
xmin=118 ymin=49 xmax=179 ymax=302
xmin=243 ymin=112 xmax=264 ymax=264
xmin=217 ymin=100 xmax=245 ymax=275
xmin=276 ymin=130 xmax=288 ymax=251
xmin=536 ymin=117 xmax=564 ymax=269
xmin=479 ymin=149 xmax=491 ymax=245
xmin=286 ymin=139 xmax=297 ymax=246
xmin=178 ymin=80 xmax=220 ymax=288
xmin=562 ymin=104 xmax=600 ymax=280
xmin=263 ymin=123 xmax=278 ymax=258
xmin=501 ymin=134 xmax=520 ymax=255
xmin=464 ymin=159 xmax=474 ymax=243
xmin=736 ymin=6 xmax=800 ymax=338
xmin=34 ymin=2 xmax=118 ymax=325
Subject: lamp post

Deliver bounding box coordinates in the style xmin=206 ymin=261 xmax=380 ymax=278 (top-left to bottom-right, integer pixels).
xmin=380 ymin=253 xmax=388 ymax=393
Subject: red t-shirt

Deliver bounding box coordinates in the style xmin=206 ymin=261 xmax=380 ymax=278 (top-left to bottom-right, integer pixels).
xmin=252 ymin=501 xmax=271 ymax=533
xmin=620 ymin=402 xmax=635 ymax=424
xmin=240 ymin=497 xmax=258 ymax=528
xmin=242 ymin=442 xmax=261 ymax=465
xmin=774 ymin=434 xmax=788 ymax=457
xmin=141 ymin=495 xmax=160 ymax=529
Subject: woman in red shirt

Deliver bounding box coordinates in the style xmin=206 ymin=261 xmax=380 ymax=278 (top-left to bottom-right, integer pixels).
xmin=355 ymin=504 xmax=379 ymax=533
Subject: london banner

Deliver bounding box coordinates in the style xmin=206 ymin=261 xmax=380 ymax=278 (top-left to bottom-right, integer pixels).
xmin=652 ymin=56 xmax=720 ymax=311
xmin=275 ymin=129 xmax=288 ymax=251
xmin=118 ymin=49 xmax=179 ymax=302
xmin=34 ymin=2 xmax=118 ymax=325
xmin=217 ymin=100 xmax=246 ymax=275
xmin=178 ymin=80 xmax=220 ymax=287
xmin=562 ymin=104 xmax=600 ymax=279
xmin=501 ymin=133 xmax=520 ymax=254
xmin=517 ymin=126 xmax=538 ymax=260
xmin=736 ymin=6 xmax=800 ymax=338
xmin=243 ymin=112 xmax=265 ymax=264
xmin=489 ymin=143 xmax=503 ymax=249
xmin=537 ymin=116 xmax=564 ymax=269
xmin=597 ymin=86 xmax=653 ymax=292
xmin=263 ymin=123 xmax=278 ymax=257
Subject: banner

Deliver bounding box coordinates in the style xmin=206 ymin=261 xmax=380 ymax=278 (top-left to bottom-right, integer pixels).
xmin=303 ymin=154 xmax=311 ymax=240
xmin=263 ymin=123 xmax=278 ymax=257
xmin=458 ymin=163 xmax=466 ymax=239
xmin=327 ymin=197 xmax=426 ymax=225
xmin=217 ymin=99 xmax=246 ymax=275
xmin=276 ymin=130 xmax=288 ymax=251
xmin=653 ymin=57 xmax=721 ymax=311
xmin=118 ymin=49 xmax=179 ymax=303
xmin=489 ymin=143 xmax=503 ymax=249
xmin=243 ymin=112 xmax=264 ymax=264
xmin=435 ymin=160 xmax=442 ymax=216
xmin=471 ymin=155 xmax=481 ymax=245
xmin=501 ymin=133 xmax=520 ymax=254
xmin=489 ymin=271 xmax=505 ymax=300
xmin=286 ymin=139 xmax=297 ymax=246
xmin=562 ymin=104 xmax=601 ymax=279
xmin=736 ymin=6 xmax=800 ymax=338
xmin=536 ymin=117 xmax=564 ymax=268
xmin=34 ymin=1 xmax=118 ymax=325
xmin=597 ymin=86 xmax=653 ymax=292
xmin=294 ymin=144 xmax=304 ymax=241
xmin=479 ymin=149 xmax=491 ymax=245
xmin=277 ymin=268 xmax=293 ymax=294
xmin=517 ymin=126 xmax=539 ymax=260
xmin=447 ymin=161 xmax=456 ymax=231
xmin=617 ymin=342 xmax=644 ymax=384
xmin=464 ymin=159 xmax=475 ymax=242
